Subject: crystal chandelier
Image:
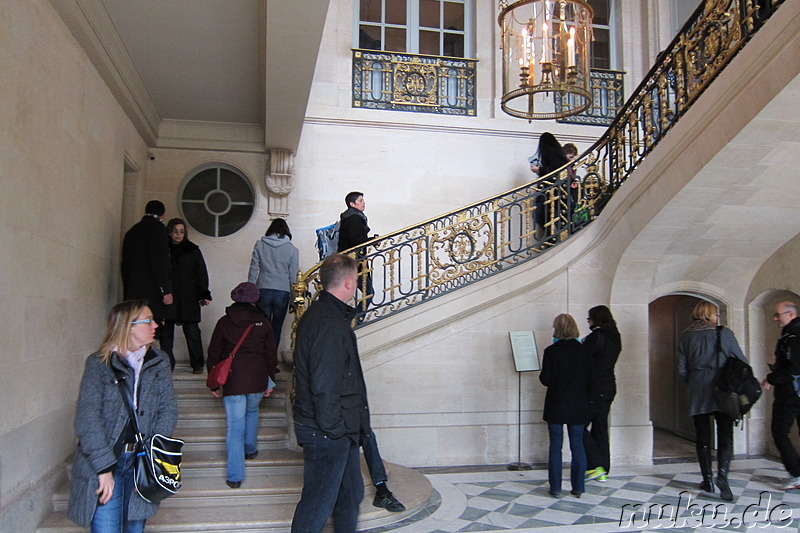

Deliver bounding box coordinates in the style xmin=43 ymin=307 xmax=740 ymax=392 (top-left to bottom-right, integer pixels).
xmin=498 ymin=0 xmax=593 ymax=120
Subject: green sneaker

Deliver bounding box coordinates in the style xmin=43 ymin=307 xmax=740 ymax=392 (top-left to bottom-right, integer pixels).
xmin=597 ymin=474 xmax=607 ymax=482
xmin=586 ymin=467 xmax=606 ymax=481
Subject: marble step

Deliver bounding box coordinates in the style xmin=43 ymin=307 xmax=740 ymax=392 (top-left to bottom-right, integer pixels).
xmin=173 ymin=425 xmax=289 ymax=452
xmin=38 ymin=462 xmax=431 ymax=533
xmin=176 ymin=406 xmax=286 ymax=429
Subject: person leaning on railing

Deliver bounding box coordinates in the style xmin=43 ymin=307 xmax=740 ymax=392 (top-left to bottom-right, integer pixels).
xmin=529 ymin=132 xmax=568 ymax=239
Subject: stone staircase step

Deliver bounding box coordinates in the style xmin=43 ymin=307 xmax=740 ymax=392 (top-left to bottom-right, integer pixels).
xmin=37 ymin=362 xmax=434 ymax=532
xmin=176 ymin=407 xmax=286 ymax=429
xmin=38 ymin=462 xmax=431 ymax=532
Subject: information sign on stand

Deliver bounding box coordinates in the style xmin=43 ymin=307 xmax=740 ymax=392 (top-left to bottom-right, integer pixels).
xmin=507 ymin=331 xmax=540 ymax=471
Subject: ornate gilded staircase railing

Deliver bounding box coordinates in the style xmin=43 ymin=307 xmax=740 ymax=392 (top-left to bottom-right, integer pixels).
xmin=292 ymin=0 xmax=784 ymax=329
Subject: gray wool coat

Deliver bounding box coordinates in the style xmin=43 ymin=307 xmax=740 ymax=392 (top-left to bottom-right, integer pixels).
xmin=677 ymin=321 xmax=747 ymax=416
xmin=67 ymin=349 xmax=177 ymax=527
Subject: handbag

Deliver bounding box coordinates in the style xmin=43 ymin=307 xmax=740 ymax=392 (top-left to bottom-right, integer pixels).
xmin=206 ymin=323 xmax=254 ymax=389
xmin=113 ymin=365 xmax=184 ymax=503
xmin=712 ymin=326 xmax=761 ymax=423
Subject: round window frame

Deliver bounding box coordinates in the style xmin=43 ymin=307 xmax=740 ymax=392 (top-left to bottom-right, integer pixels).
xmin=178 ymin=163 xmax=256 ymax=238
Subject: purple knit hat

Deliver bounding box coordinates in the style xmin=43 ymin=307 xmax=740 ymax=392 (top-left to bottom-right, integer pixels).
xmin=230 ymin=282 xmax=259 ymax=303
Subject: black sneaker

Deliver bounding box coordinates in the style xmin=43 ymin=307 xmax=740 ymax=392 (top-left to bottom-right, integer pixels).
xmin=373 ymin=492 xmax=406 ymax=512
xmin=226 ymin=480 xmax=241 ymax=489
xmin=245 ymin=451 xmax=259 ymax=460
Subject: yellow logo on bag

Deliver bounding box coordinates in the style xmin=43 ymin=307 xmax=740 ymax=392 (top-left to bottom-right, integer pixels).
xmin=155 ymin=457 xmax=181 ymax=479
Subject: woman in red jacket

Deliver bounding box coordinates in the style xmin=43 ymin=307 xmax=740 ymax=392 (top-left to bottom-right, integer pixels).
xmin=207 ymin=282 xmax=278 ymax=488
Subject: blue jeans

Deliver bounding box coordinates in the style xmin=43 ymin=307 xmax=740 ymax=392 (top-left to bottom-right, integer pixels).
xmin=223 ymin=393 xmax=263 ymax=482
xmin=91 ymin=451 xmax=145 ymax=533
xmin=547 ymin=423 xmax=587 ymax=494
xmin=291 ymin=423 xmax=363 ymax=533
xmin=258 ymin=289 xmax=290 ymax=347
xmin=360 ymin=429 xmax=387 ymax=485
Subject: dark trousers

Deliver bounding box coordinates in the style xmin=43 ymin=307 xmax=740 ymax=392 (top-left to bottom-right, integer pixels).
xmin=257 ymin=289 xmax=291 ymax=348
xmin=160 ymin=321 xmax=204 ymax=371
xmin=693 ymin=412 xmax=734 ymax=457
xmin=771 ymin=403 xmax=800 ymax=477
xmin=360 ymin=429 xmax=387 ymax=485
xmin=291 ymin=424 xmax=363 ymax=533
xmin=584 ymin=393 xmax=613 ymax=473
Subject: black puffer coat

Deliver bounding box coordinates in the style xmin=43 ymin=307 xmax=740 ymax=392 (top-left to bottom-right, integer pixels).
xmin=169 ymin=239 xmax=211 ymax=323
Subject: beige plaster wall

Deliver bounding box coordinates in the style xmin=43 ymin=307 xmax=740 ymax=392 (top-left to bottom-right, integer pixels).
xmin=0 ymin=0 xmax=147 ymax=528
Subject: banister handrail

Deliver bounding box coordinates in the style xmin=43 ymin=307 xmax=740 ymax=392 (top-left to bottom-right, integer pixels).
xmin=291 ymin=0 xmax=784 ymax=336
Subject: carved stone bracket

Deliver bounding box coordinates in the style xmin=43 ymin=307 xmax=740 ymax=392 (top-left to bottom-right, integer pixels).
xmin=265 ymin=149 xmax=295 ymax=217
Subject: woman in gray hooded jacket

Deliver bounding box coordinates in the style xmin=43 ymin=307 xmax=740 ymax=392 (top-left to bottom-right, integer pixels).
xmin=248 ymin=218 xmax=299 ymax=348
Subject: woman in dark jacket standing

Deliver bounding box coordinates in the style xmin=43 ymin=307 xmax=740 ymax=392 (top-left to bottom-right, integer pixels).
xmin=68 ymin=300 xmax=177 ymax=531
xmin=207 ymin=282 xmax=278 ymax=488
xmin=583 ymin=305 xmax=622 ymax=482
xmin=162 ymin=218 xmax=212 ymax=373
xmin=677 ymin=300 xmax=748 ymax=501
xmin=540 ymin=313 xmax=591 ymax=498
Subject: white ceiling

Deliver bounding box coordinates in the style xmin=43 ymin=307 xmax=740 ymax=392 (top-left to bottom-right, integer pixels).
xmin=104 ymin=0 xmax=262 ymax=124
xmin=51 ymin=0 xmax=330 ymax=151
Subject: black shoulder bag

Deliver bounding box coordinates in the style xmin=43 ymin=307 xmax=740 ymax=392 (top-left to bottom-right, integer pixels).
xmin=113 ymin=364 xmax=184 ymax=503
xmin=712 ymin=326 xmax=761 ymax=424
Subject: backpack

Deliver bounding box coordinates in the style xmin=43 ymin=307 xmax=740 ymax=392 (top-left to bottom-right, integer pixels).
xmin=315 ymin=221 xmax=340 ymax=260
xmin=712 ymin=327 xmax=762 ymax=423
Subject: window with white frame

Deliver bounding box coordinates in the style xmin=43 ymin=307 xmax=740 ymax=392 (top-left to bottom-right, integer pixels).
xmin=356 ymin=0 xmax=474 ymax=58
xmin=588 ymin=0 xmax=615 ymax=69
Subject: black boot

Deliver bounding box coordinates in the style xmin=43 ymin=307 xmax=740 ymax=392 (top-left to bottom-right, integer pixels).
xmin=697 ymin=445 xmax=714 ymax=493
xmin=715 ymin=446 xmax=733 ymax=501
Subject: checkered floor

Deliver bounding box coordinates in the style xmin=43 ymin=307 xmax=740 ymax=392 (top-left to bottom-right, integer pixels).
xmin=367 ymin=458 xmax=800 ymax=532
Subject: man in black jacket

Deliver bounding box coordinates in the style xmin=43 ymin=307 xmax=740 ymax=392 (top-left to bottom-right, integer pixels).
xmin=763 ymin=301 xmax=800 ymax=491
xmin=291 ymin=254 xmax=370 ymax=533
xmin=121 ymin=200 xmax=174 ymax=367
xmin=337 ymin=191 xmax=374 ymax=315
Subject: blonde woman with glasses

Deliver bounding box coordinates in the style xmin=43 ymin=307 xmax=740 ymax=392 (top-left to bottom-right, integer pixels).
xmin=68 ymin=300 xmax=177 ymax=532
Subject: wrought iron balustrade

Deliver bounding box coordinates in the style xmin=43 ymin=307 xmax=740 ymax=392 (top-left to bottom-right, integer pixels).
xmin=352 ymin=49 xmax=477 ymax=116
xmin=556 ymin=69 xmax=626 ymax=126
xmin=296 ymin=0 xmax=785 ymax=330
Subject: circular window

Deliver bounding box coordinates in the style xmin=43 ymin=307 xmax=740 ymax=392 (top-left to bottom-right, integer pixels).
xmin=180 ymin=165 xmax=255 ymax=237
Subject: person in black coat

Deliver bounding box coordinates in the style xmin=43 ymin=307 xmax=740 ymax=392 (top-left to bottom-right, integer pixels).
xmin=337 ymin=191 xmax=374 ymax=316
xmin=529 ymin=132 xmax=568 ymax=238
xmin=582 ymin=305 xmax=622 ymax=483
xmin=540 ymin=313 xmax=591 ymax=498
xmin=161 ymin=218 xmax=212 ymax=373
xmin=121 ymin=200 xmax=174 ymax=355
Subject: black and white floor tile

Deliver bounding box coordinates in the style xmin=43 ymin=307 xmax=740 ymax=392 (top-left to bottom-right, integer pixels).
xmin=367 ymin=458 xmax=800 ymax=532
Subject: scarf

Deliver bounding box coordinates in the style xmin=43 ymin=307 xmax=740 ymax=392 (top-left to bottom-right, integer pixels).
xmin=341 ymin=206 xmax=370 ymax=234
xmin=117 ymin=345 xmax=147 ymax=407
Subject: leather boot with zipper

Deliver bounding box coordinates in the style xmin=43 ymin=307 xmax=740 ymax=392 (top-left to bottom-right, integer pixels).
xmin=697 ymin=445 xmax=714 ymax=493
xmin=715 ymin=446 xmax=734 ymax=501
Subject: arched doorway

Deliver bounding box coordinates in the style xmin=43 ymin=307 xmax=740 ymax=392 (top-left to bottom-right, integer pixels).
xmin=649 ymin=293 xmax=727 ymax=459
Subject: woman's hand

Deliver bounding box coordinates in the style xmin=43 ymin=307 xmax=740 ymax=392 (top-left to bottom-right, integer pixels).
xmin=210 ymin=389 xmax=221 ymax=398
xmin=264 ymin=388 xmax=274 ymax=397
xmin=96 ymin=472 xmax=114 ymax=504
xmin=530 ymin=164 xmax=540 ymax=174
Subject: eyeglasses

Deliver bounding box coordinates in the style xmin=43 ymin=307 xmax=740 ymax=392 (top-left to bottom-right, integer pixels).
xmin=131 ymin=318 xmax=153 ymax=325
xmin=773 ymin=311 xmax=791 ymax=319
